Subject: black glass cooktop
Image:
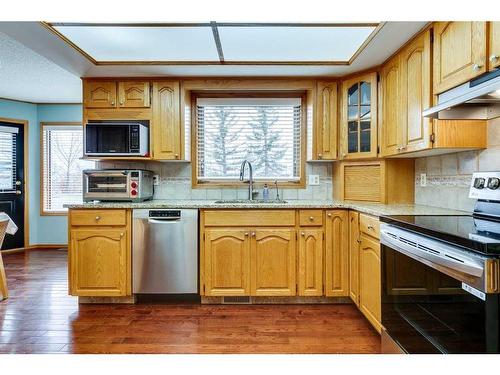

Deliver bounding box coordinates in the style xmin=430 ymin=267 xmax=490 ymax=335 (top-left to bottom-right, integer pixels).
xmin=380 ymin=215 xmax=500 ymax=256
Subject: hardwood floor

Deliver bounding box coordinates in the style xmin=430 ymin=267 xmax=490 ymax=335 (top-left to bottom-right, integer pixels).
xmin=0 ymin=249 xmax=381 ymax=354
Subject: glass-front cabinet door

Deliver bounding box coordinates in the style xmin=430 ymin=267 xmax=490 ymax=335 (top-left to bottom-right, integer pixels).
xmin=340 ymin=72 xmax=378 ymax=159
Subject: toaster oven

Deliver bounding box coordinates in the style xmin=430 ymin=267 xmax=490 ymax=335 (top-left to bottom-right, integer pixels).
xmin=83 ymin=170 xmax=154 ymax=202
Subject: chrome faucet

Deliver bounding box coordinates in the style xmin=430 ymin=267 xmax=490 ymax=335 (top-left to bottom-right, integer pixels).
xmin=239 ymin=160 xmax=255 ymax=200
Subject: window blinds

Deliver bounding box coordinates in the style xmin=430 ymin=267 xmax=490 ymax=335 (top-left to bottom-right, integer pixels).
xmin=196 ymin=97 xmax=302 ymax=181
xmin=0 ymin=128 xmax=17 ymax=192
xmin=42 ymin=125 xmax=95 ymax=212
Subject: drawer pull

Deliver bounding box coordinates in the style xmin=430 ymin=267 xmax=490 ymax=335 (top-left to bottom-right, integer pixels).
xmin=367 ymin=225 xmax=374 ymax=230
xmin=244 ymin=232 xmax=249 ymax=236
xmin=327 ymin=213 xmax=332 ymax=218
xmin=120 ymin=233 xmax=124 ymax=238
xmin=251 ymin=232 xmax=256 ymax=237
xmin=472 ymin=63 xmax=482 ymax=72
xmin=309 ymin=216 xmax=314 ymax=221
xmin=301 ymin=232 xmax=305 ymax=236
xmin=95 ymin=216 xmax=101 ymax=221
xmin=110 ymin=100 xmax=115 ymax=106
xmin=490 ymin=55 xmax=499 ymax=63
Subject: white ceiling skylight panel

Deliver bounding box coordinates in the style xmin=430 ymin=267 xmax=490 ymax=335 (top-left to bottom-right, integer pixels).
xmin=216 ymin=25 xmax=378 ymax=62
xmin=52 ymin=25 xmax=220 ymax=62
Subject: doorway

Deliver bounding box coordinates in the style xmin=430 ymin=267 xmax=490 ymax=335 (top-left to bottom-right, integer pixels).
xmin=0 ymin=119 xmax=27 ymax=250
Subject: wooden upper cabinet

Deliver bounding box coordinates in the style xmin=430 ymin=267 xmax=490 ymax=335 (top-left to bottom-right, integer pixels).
xmin=339 ymin=72 xmax=378 ymax=160
xmin=84 ymin=81 xmax=117 ymax=108
xmin=348 ymin=211 xmax=360 ymax=305
xmin=298 ymin=228 xmax=323 ymax=296
xmin=324 ymin=210 xmax=349 ymax=297
xmin=251 ymin=229 xmax=296 ymax=296
xmin=359 ymin=234 xmax=381 ymax=333
xmin=203 ymin=229 xmax=250 ymax=296
xmin=315 ymin=81 xmax=338 ymax=160
xmin=379 ymin=55 xmax=402 ymax=157
xmin=152 ymin=81 xmax=181 ymax=160
xmin=489 ymin=22 xmax=500 ymax=70
xmin=433 ymin=22 xmax=487 ymax=94
xmin=118 ymin=81 xmax=150 ymax=108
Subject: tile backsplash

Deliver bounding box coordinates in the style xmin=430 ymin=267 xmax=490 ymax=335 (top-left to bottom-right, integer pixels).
xmin=99 ymin=161 xmax=333 ymax=201
xmin=415 ymin=117 xmax=500 ymax=212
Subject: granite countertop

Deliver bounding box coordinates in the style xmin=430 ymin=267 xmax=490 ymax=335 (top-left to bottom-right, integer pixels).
xmin=65 ymin=200 xmax=469 ymax=217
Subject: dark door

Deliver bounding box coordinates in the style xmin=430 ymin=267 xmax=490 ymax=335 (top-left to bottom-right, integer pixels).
xmin=0 ymin=121 xmax=24 ymax=250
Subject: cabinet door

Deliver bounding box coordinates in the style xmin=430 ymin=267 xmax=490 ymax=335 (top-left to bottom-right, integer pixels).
xmin=84 ymin=81 xmax=117 ymax=108
xmin=69 ymin=228 xmax=129 ymax=296
xmin=324 ymin=210 xmax=349 ymax=297
xmin=340 ymin=72 xmax=378 ymax=159
xmin=298 ymin=228 xmax=323 ymax=296
xmin=379 ymin=56 xmax=402 ymax=157
xmin=152 ymin=81 xmax=181 ymax=160
xmin=489 ymin=22 xmax=500 ymax=70
xmin=118 ymin=81 xmax=151 ymax=108
xmin=251 ymin=228 xmax=296 ymax=296
xmin=400 ymin=30 xmax=432 ymax=153
xmin=348 ymin=211 xmax=360 ymax=305
xmin=204 ymin=229 xmax=250 ymax=296
xmin=433 ymin=22 xmax=487 ymax=94
xmin=359 ymin=235 xmax=381 ymax=333
xmin=315 ymin=81 xmax=338 ymax=160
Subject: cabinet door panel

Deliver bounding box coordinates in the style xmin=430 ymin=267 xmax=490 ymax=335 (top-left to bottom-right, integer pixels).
xmin=348 ymin=211 xmax=360 ymax=305
xmin=315 ymin=81 xmax=338 ymax=160
xmin=324 ymin=210 xmax=349 ymax=297
xmin=84 ymin=81 xmax=117 ymax=108
xmin=490 ymin=22 xmax=500 ymax=70
xmin=298 ymin=228 xmax=323 ymax=296
xmin=152 ymin=81 xmax=181 ymax=160
xmin=251 ymin=228 xmax=296 ymax=296
xmin=359 ymin=235 xmax=381 ymax=333
xmin=118 ymin=81 xmax=150 ymax=108
xmin=433 ymin=22 xmax=487 ymax=94
xmin=204 ymin=229 xmax=250 ymax=296
xmin=379 ymin=57 xmax=401 ymax=156
xmin=70 ymin=229 xmax=129 ymax=296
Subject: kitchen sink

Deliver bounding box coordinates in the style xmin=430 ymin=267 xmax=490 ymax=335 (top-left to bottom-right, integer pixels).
xmin=214 ymin=199 xmax=288 ymax=204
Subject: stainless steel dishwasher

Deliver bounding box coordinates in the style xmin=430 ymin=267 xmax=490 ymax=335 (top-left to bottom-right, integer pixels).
xmin=133 ymin=209 xmax=198 ymax=294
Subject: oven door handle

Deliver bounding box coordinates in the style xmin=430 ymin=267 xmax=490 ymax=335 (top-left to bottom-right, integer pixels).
xmin=381 ymin=228 xmax=485 ymax=278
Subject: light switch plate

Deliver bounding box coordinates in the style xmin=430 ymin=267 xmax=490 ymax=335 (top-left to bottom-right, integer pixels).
xmin=420 ymin=173 xmax=427 ymax=187
xmin=309 ymin=175 xmax=320 ymax=186
xmin=153 ymin=175 xmax=160 ymax=186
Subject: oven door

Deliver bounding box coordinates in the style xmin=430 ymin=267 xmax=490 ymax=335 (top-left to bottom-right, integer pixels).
xmin=85 ymin=123 xmax=131 ymax=155
xmin=84 ymin=172 xmax=129 ymax=200
xmin=381 ymin=243 xmax=499 ymax=353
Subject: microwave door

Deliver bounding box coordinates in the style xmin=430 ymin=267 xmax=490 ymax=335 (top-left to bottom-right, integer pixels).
xmin=86 ymin=124 xmax=130 ymax=156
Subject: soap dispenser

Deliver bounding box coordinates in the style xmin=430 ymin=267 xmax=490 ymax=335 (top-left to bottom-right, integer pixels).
xmin=262 ymin=184 xmax=270 ymax=201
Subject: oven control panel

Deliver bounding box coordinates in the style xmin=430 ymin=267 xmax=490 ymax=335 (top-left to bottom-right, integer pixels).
xmin=469 ymin=172 xmax=500 ymax=201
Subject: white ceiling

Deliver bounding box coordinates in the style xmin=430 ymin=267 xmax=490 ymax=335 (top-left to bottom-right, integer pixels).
xmin=0 ymin=21 xmax=428 ymax=103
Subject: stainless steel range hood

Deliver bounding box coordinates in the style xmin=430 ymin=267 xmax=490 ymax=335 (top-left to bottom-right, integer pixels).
xmin=423 ymin=69 xmax=500 ymax=120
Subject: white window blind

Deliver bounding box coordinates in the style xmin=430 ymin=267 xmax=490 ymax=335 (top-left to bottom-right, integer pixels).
xmin=196 ymin=97 xmax=302 ymax=182
xmin=42 ymin=125 xmax=95 ymax=213
xmin=0 ymin=126 xmax=17 ymax=192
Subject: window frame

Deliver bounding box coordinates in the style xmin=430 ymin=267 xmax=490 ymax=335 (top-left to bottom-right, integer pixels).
xmin=191 ymin=91 xmax=307 ymax=188
xmin=40 ymin=122 xmax=90 ymax=216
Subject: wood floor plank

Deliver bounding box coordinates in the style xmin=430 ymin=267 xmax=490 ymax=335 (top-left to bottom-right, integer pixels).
xmin=0 ymin=249 xmax=381 ymax=354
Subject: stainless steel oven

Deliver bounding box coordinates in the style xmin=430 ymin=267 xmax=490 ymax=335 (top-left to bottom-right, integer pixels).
xmin=85 ymin=120 xmax=149 ymax=157
xmin=83 ymin=169 xmax=154 ymax=202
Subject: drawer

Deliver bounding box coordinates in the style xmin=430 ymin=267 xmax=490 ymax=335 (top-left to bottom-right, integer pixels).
xmin=70 ymin=209 xmax=127 ymax=226
xmin=299 ymin=210 xmax=323 ymax=226
xmin=359 ymin=214 xmax=380 ymax=239
xmin=203 ymin=210 xmax=295 ymax=227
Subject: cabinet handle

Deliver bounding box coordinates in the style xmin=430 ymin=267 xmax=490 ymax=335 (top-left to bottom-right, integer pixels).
xmin=490 ymin=55 xmax=499 ymax=63
xmin=472 ymin=64 xmax=483 ymax=72
xmin=110 ymin=101 xmax=115 ymax=106
xmin=327 ymin=213 xmax=332 ymax=218
xmin=251 ymin=232 xmax=256 ymax=237
xmin=244 ymin=232 xmax=249 ymax=236
xmin=318 ymin=153 xmax=323 ymax=159
xmin=309 ymin=216 xmax=314 ymax=221
xmin=367 ymin=225 xmax=374 ymax=230
xmin=357 ymin=238 xmax=361 ymax=244
xmin=396 ymin=147 xmax=401 ymax=151
xmin=95 ymin=216 xmax=101 ymax=221
xmin=120 ymin=233 xmax=124 ymax=238
xmin=301 ymin=232 xmax=305 ymax=236
xmin=174 ymin=154 xmax=179 ymax=158
xmin=342 ymin=153 xmax=346 ymax=157
xmin=119 ymin=100 xmax=124 ymax=106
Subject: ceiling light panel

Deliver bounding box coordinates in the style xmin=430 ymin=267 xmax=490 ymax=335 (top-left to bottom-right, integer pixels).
xmin=53 ymin=25 xmax=220 ymax=62
xmin=218 ymin=26 xmax=377 ymax=62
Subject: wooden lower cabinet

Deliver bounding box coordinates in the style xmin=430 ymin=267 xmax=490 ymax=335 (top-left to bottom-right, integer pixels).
xmin=298 ymin=228 xmax=323 ymax=296
xmin=324 ymin=210 xmax=349 ymax=297
xmin=359 ymin=234 xmax=382 ymax=333
xmin=203 ymin=229 xmax=251 ymax=296
xmin=252 ymin=228 xmax=296 ymax=296
xmin=69 ymin=228 xmax=130 ymax=297
xmin=348 ymin=211 xmax=360 ymax=305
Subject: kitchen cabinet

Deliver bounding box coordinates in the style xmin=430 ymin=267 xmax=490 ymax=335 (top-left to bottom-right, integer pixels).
xmin=324 ymin=210 xmax=349 ymax=297
xmin=203 ymin=228 xmax=251 ymax=296
xmin=152 ymin=81 xmax=182 ymax=160
xmin=339 ymin=72 xmax=378 ymax=159
xmin=84 ymin=81 xmax=117 ymax=108
xmin=314 ymin=81 xmax=338 ymax=160
xmin=348 ymin=211 xmax=360 ymax=305
xmin=68 ymin=209 xmax=131 ymax=297
xmin=118 ymin=81 xmax=151 ymax=108
xmin=252 ymin=228 xmax=296 ymax=296
xmin=298 ymin=228 xmax=323 ymax=296
xmin=84 ymin=80 xmax=151 ymax=109
xmin=433 ymin=22 xmax=487 ymax=94
xmin=489 ymin=22 xmax=500 ymax=70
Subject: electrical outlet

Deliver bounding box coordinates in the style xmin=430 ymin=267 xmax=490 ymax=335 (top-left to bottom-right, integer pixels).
xmin=153 ymin=174 xmax=160 ymax=186
xmin=309 ymin=175 xmax=320 ymax=186
xmin=420 ymin=173 xmax=427 ymax=187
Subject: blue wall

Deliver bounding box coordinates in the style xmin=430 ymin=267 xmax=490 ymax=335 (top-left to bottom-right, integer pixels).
xmin=0 ymin=99 xmax=82 ymax=245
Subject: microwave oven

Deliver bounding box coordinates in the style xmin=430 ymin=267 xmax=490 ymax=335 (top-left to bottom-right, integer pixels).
xmin=85 ymin=120 xmax=149 ymax=157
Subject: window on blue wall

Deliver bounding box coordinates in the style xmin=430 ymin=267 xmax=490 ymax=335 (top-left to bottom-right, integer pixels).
xmin=41 ymin=123 xmax=95 ymax=214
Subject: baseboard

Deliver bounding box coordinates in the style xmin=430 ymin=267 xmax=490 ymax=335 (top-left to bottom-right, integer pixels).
xmin=1 ymin=244 xmax=67 ymax=254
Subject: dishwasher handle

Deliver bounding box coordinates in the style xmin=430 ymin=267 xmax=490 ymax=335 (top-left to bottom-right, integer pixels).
xmin=148 ymin=217 xmax=181 ymax=223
